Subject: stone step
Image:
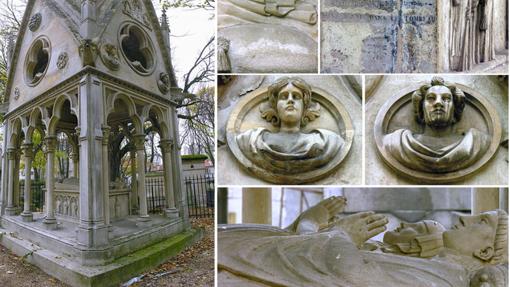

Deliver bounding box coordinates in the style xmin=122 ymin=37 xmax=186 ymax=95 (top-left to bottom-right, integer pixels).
xmin=466 ymin=52 xmax=509 ymax=73
xmin=0 ymin=228 xmax=202 ymax=287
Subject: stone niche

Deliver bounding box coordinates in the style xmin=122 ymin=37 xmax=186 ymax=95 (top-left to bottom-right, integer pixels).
xmin=217 ymin=0 xmax=318 ymax=73
xmin=218 ymin=75 xmax=362 ymax=185
xmin=366 ymin=75 xmax=508 ymax=185
xmin=321 ymin=0 xmax=508 ymax=73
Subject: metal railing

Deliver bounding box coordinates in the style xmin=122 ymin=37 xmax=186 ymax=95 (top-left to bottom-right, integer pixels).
xmin=19 ymin=181 xmax=45 ymax=212
xmin=184 ymin=173 xmax=214 ymax=218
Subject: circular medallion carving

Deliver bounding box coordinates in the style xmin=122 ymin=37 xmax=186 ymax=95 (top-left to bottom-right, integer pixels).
xmin=14 ymin=87 xmax=20 ymax=100
xmin=374 ymin=77 xmax=501 ymax=183
xmin=157 ymin=72 xmax=170 ymax=94
xmin=57 ymin=52 xmax=68 ymax=69
xmin=29 ymin=13 xmax=42 ymax=31
xmin=226 ymin=77 xmax=354 ymax=184
xmin=99 ymin=42 xmax=120 ymax=70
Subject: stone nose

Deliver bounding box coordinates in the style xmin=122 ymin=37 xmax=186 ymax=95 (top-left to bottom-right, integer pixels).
xmin=433 ymin=95 xmax=444 ymax=107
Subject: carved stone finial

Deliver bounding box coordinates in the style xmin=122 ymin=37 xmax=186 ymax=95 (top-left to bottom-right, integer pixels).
xmin=14 ymin=87 xmax=20 ymax=100
xmin=161 ymin=7 xmax=169 ymax=30
xmin=29 ymin=13 xmax=42 ymax=31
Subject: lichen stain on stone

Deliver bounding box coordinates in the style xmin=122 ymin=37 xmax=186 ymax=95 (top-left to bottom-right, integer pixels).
xmin=237 ymin=39 xmax=310 ymax=55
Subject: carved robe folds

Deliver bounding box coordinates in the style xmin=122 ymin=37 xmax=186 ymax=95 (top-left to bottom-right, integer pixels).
xmin=237 ymin=127 xmax=344 ymax=173
xmin=383 ymin=128 xmax=490 ymax=173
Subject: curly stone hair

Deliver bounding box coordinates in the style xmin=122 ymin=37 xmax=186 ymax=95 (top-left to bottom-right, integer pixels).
xmin=411 ymin=76 xmax=466 ymax=124
xmin=260 ymin=77 xmax=321 ymax=127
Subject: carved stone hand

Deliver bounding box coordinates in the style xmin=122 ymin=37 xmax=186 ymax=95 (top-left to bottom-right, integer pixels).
xmin=335 ymin=212 xmax=388 ymax=248
xmin=289 ymin=196 xmax=347 ymax=234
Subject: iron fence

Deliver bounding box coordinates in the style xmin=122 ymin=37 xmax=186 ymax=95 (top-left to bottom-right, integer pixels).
xmin=185 ymin=173 xmax=214 ymax=218
xmin=19 ymin=181 xmax=45 ymax=212
xmin=145 ymin=173 xmax=214 ymax=218
xmin=17 ymin=174 xmax=215 ymax=219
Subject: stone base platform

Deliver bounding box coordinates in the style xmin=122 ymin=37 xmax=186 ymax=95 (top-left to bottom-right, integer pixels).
xmin=466 ymin=51 xmax=509 ymax=73
xmin=0 ymin=213 xmax=201 ymax=286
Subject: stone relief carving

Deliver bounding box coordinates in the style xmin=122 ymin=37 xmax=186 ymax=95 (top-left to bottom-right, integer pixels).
xmin=374 ymin=77 xmax=501 ymax=183
xmin=28 ymin=13 xmax=42 ymax=31
xmin=218 ymin=0 xmax=318 ymax=72
xmin=14 ymin=87 xmax=20 ymax=100
xmin=217 ymin=37 xmax=231 ymax=73
xmin=226 ymin=77 xmax=353 ymax=184
xmin=56 ymin=52 xmax=68 ymax=69
xmin=79 ymin=39 xmax=98 ymax=67
xmin=157 ymin=72 xmax=170 ymax=94
xmin=122 ymin=0 xmax=151 ymax=30
xmin=55 ymin=193 xmax=79 ymax=218
xmin=99 ymin=42 xmax=120 ymax=70
xmin=219 ymin=196 xmax=508 ymax=286
xmin=449 ymin=0 xmax=495 ymax=71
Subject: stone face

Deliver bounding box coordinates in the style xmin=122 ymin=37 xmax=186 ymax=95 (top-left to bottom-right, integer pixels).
xmin=366 ymin=75 xmax=508 ymax=185
xmin=218 ymin=0 xmax=318 ymax=73
xmin=218 ymin=75 xmax=362 ymax=185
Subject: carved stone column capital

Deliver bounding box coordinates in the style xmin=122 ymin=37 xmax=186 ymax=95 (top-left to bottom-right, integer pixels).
xmin=44 ymin=136 xmax=57 ymax=153
xmin=133 ymin=134 xmax=146 ymax=151
xmin=101 ymin=125 xmax=111 ymax=145
xmin=21 ymin=143 xmax=33 ymax=158
xmin=159 ymin=139 xmax=174 ymax=152
xmin=6 ymin=148 xmax=16 ymax=160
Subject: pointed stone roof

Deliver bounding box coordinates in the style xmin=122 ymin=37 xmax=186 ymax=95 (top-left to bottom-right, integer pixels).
xmin=3 ymin=0 xmax=178 ymax=104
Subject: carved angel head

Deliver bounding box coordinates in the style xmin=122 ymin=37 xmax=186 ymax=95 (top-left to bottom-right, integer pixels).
xmin=260 ymin=77 xmax=321 ymax=128
xmin=412 ymin=77 xmax=465 ymax=127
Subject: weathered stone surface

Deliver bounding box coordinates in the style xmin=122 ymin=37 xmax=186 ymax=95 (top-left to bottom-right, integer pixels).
xmin=218 ymin=75 xmax=362 ymax=185
xmin=366 ymin=75 xmax=508 ymax=185
xmin=218 ymin=0 xmax=318 ymax=73
xmin=321 ymin=0 xmax=508 ymax=73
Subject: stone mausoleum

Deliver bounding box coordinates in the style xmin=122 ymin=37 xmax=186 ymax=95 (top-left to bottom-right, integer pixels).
xmin=0 ymin=1 xmax=197 ymax=286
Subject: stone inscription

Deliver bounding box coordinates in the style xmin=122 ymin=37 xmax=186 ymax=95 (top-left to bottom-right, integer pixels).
xmin=322 ymin=0 xmax=437 ymax=73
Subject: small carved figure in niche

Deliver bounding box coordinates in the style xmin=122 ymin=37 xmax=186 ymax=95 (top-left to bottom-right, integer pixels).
xmin=236 ymin=77 xmax=343 ymax=173
xmin=57 ymin=52 xmax=68 ymax=69
xmin=70 ymin=198 xmax=77 ymax=217
xmin=449 ymin=0 xmax=495 ymax=71
xmin=99 ymin=43 xmax=120 ymax=70
xmin=157 ymin=72 xmax=170 ymax=94
xmin=382 ymin=77 xmax=489 ymax=173
xmin=63 ymin=196 xmax=69 ymax=216
xmin=219 ymin=196 xmax=508 ymax=286
xmin=79 ymin=39 xmax=98 ymax=67
xmin=56 ymin=197 xmax=62 ymax=214
xmin=28 ymin=13 xmax=42 ymax=31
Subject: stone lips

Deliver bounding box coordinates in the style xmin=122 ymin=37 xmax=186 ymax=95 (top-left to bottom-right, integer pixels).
xmin=374 ymin=83 xmax=501 ymax=183
xmin=226 ymin=85 xmax=353 ymax=184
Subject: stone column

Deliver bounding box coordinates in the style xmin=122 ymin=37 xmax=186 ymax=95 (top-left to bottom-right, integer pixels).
xmin=133 ymin=134 xmax=149 ymax=221
xmin=242 ymin=188 xmax=272 ymax=224
xmin=102 ymin=125 xmax=111 ymax=227
xmin=159 ymin=139 xmax=178 ymax=218
xmin=129 ymin=148 xmax=138 ymax=214
xmin=70 ymin=151 xmax=79 ymax=178
xmin=169 ymin=107 xmax=188 ymax=225
xmin=5 ymin=148 xmax=17 ymax=215
xmin=0 ymin=122 xmax=10 ymax=215
xmin=43 ymin=136 xmax=57 ymax=229
xmin=76 ymin=74 xmax=108 ymax=248
xmin=471 ymin=188 xmax=500 ymax=215
xmin=21 ymin=143 xmax=33 ymax=222
xmin=217 ymin=188 xmax=228 ymax=224
xmin=13 ymin=150 xmax=20 ymax=212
